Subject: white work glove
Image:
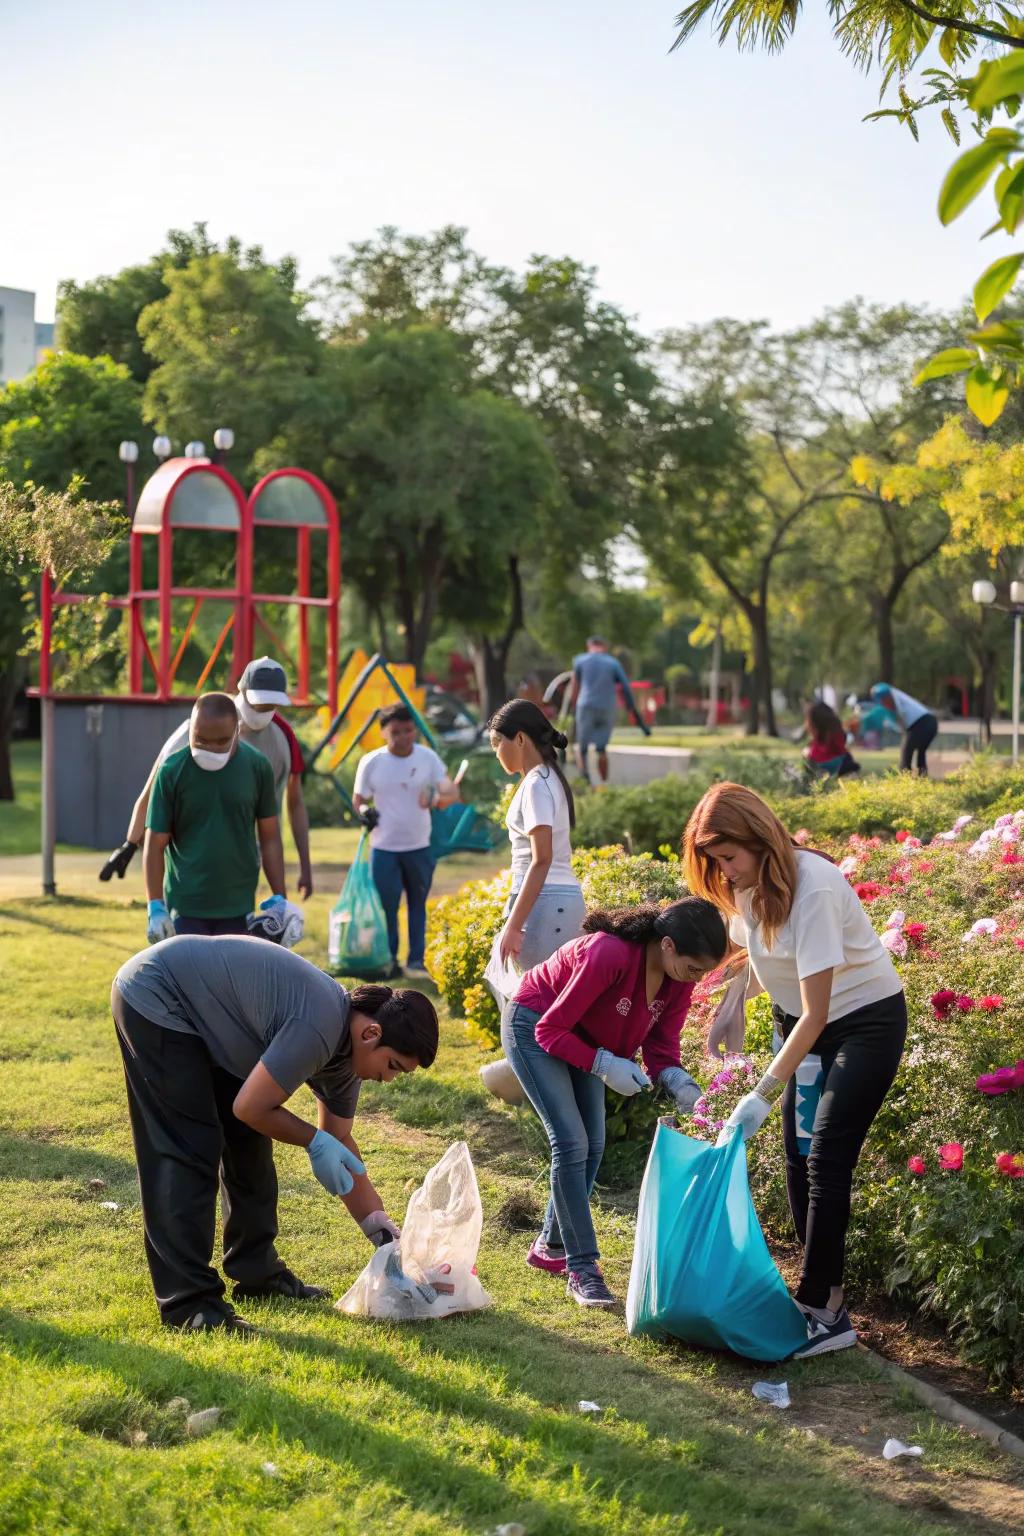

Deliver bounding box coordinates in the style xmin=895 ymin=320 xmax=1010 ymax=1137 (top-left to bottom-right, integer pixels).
xmin=260 ymin=895 xmax=305 ymax=949
xmin=306 ymin=1129 xmax=366 ymax=1197
xmin=592 ymin=1048 xmax=652 ymax=1097
xmin=146 ymin=899 xmax=175 ymax=944
xmin=658 ymin=1066 xmax=703 ymax=1115
xmin=716 ymin=1090 xmax=774 ymax=1146
xmin=359 ymin=1210 xmax=401 ymax=1248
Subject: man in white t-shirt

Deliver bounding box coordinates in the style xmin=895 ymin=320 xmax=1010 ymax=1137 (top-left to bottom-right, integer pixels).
xmin=352 ymin=705 xmax=458 ymax=979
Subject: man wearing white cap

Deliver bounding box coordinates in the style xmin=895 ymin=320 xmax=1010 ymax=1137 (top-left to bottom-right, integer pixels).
xmin=105 ymin=657 xmax=313 ymax=899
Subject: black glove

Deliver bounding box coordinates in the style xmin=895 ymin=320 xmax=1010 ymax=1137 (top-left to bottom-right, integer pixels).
xmin=99 ymin=841 xmax=139 ymax=881
xmin=358 ymin=806 xmax=380 ymax=832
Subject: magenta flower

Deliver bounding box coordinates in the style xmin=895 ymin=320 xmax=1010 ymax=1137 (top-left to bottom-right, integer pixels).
xmin=907 ymin=1155 xmax=926 ymax=1176
xmin=938 ymin=1142 xmax=964 ymax=1172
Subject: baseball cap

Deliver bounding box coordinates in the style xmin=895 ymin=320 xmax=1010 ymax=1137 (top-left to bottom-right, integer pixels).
xmin=238 ymin=656 xmax=291 ymax=707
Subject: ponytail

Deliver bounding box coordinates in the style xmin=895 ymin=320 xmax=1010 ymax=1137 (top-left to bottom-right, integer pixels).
xmin=583 ymin=898 xmax=727 ymax=960
xmin=488 ymin=698 xmax=575 ymax=828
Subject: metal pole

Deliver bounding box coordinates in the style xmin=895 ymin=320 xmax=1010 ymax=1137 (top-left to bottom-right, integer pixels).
xmin=1013 ymin=610 xmax=1021 ymax=765
xmin=41 ymin=697 xmax=56 ymax=895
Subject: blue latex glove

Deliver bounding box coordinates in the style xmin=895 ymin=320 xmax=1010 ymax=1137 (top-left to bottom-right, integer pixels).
xmin=260 ymin=894 xmax=287 ymax=911
xmin=306 ymin=1128 xmax=366 ymax=1197
xmin=592 ymin=1048 xmax=651 ymax=1097
xmin=716 ymin=1090 xmax=774 ymax=1146
xmin=659 ymin=1066 xmax=703 ymax=1114
xmin=146 ymin=899 xmax=175 ymax=944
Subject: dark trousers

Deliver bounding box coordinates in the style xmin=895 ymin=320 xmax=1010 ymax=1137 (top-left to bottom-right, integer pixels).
xmin=778 ymin=991 xmax=907 ymax=1308
xmin=370 ymin=846 xmax=435 ymax=966
xmin=174 ymin=914 xmax=249 ymax=936
xmin=900 ymin=712 xmax=938 ymax=775
xmin=111 ymin=989 xmax=284 ymax=1325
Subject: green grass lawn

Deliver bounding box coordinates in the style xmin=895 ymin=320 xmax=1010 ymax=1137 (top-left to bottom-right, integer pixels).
xmin=2 ymin=749 xmax=1023 ymax=1533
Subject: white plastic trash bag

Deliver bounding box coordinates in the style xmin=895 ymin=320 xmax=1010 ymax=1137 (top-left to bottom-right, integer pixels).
xmin=337 ymin=1142 xmax=492 ymax=1321
xmin=483 ymin=931 xmax=521 ymax=1008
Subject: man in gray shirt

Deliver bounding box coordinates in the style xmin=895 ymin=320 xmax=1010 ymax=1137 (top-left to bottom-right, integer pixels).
xmin=571 ymin=636 xmax=650 ymax=783
xmin=112 ymin=936 xmax=438 ymax=1332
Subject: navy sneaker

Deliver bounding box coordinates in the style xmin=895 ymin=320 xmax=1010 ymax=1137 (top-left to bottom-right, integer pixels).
xmin=566 ymin=1264 xmax=616 ymax=1308
xmin=233 ymin=1266 xmax=330 ymax=1302
xmin=792 ymin=1306 xmax=857 ymax=1358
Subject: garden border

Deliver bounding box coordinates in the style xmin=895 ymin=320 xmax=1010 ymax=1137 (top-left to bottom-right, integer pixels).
xmin=859 ymin=1344 xmax=1024 ymax=1460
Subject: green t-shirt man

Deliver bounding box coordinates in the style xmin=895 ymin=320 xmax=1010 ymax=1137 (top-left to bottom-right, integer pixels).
xmin=147 ymin=742 xmax=277 ymax=918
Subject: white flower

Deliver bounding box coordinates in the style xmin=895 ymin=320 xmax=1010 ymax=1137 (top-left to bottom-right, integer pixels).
xmin=885 ymin=909 xmax=906 ymax=931
xmin=963 ymin=917 xmax=999 ymax=943
xmin=954 ymin=815 xmax=974 ymax=831
xmin=838 ymin=856 xmax=859 ymax=876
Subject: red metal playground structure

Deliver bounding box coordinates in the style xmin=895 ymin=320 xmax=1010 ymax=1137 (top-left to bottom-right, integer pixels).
xmin=35 ymin=455 xmax=339 ymax=889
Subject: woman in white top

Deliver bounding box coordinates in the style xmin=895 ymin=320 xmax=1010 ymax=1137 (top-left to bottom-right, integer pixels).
xmin=488 ymin=700 xmax=586 ymax=970
xmin=683 ymin=782 xmax=906 ymax=1360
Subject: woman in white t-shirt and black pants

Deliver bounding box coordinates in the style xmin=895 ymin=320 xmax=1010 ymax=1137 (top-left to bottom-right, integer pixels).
xmin=488 ymin=701 xmax=586 ymax=971
xmin=683 ymin=782 xmax=907 ymax=1359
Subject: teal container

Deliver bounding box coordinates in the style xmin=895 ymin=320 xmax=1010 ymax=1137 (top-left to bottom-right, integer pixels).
xmin=626 ymin=1123 xmax=808 ymax=1362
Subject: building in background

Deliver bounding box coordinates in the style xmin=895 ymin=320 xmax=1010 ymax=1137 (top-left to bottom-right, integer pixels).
xmin=34 ymin=320 xmax=54 ymax=363
xmin=0 ymin=286 xmax=41 ymax=383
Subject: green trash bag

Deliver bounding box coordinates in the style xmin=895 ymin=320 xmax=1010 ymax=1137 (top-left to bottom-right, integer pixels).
xmin=626 ymin=1122 xmax=808 ymax=1362
xmin=429 ymin=804 xmax=500 ymax=860
xmin=327 ymin=832 xmax=392 ymax=978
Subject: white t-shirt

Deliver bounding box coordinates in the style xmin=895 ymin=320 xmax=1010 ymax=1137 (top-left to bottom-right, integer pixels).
xmin=353 ymin=743 xmax=447 ymax=852
xmin=883 ymin=687 xmax=929 ymax=729
xmin=729 ymin=850 xmax=900 ymax=1021
xmin=505 ymin=766 xmax=577 ymax=889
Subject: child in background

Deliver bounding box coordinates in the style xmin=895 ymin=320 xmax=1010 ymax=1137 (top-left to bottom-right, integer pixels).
xmin=803 ymin=702 xmax=860 ymax=778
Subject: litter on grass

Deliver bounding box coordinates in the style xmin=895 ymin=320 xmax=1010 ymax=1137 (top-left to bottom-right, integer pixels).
xmin=752 ymin=1381 xmax=791 ymax=1408
xmin=261 ymin=1462 xmax=279 ymax=1477
xmin=493 ymin=1525 xmax=527 ymax=1536
xmin=882 ymin=1438 xmax=923 ymax=1460
xmin=338 ymin=1142 xmax=492 ymax=1321
xmin=577 ymin=1400 xmax=602 ymax=1414
xmin=185 ymin=1407 xmax=222 ymax=1437
xmin=99 ymin=1201 xmax=119 ymax=1211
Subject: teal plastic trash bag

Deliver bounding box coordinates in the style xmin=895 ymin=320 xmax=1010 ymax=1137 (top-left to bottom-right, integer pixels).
xmin=626 ymin=1123 xmax=808 ymax=1362
xmin=327 ymin=833 xmax=393 ymax=978
xmin=429 ymin=804 xmax=499 ymax=860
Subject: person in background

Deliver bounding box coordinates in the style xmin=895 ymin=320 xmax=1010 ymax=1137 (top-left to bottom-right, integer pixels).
xmin=101 ymin=657 xmax=313 ymax=900
xmin=144 ymin=692 xmax=295 ymax=943
xmin=803 ymin=701 xmax=860 ymax=778
xmin=112 ymin=935 xmax=438 ymax=1332
xmin=571 ymin=636 xmax=651 ymax=785
xmin=489 ymin=700 xmax=586 ymax=971
xmin=353 ymin=704 xmax=459 ymax=980
xmin=503 ymin=899 xmax=727 ymax=1307
xmin=870 ymin=682 xmax=938 ymax=776
xmin=683 ymin=782 xmax=906 ymax=1359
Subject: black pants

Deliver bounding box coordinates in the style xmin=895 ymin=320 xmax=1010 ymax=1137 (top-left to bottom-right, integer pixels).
xmin=112 ymin=989 xmax=285 ymax=1325
xmin=778 ymin=991 xmax=907 ymax=1308
xmin=174 ymin=914 xmax=249 ymax=936
xmin=900 ymin=712 xmax=938 ymax=775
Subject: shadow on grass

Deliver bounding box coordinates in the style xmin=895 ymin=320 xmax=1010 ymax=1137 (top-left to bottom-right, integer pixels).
xmin=0 ymin=900 xmax=133 ymax=954
xmin=0 ymin=1133 xmax=137 ymax=1187
xmin=1 ymin=1306 xmax=1012 ymax=1536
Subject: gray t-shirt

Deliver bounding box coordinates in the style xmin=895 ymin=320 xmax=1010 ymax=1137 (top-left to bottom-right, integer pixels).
xmin=114 ymin=936 xmax=360 ymax=1116
xmin=573 ymin=651 xmax=633 ymax=714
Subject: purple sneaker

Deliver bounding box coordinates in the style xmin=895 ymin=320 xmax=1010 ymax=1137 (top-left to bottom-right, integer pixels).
xmin=526 ymin=1237 xmax=567 ymax=1274
xmin=566 ymin=1264 xmax=616 ymax=1308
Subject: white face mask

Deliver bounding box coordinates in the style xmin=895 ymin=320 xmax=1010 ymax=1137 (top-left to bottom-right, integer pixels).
xmin=236 ymin=694 xmax=274 ymax=732
xmin=190 ymin=735 xmax=236 ymax=771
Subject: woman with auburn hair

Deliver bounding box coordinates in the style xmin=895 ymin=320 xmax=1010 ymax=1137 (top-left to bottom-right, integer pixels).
xmin=682 ymin=782 xmax=906 ymax=1359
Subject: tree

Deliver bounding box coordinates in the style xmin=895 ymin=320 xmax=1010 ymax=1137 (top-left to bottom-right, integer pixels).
xmin=56 ymin=225 xmax=218 ymax=384
xmin=0 ymin=478 xmax=127 ymax=800
xmin=139 ymin=245 xmax=324 ymax=477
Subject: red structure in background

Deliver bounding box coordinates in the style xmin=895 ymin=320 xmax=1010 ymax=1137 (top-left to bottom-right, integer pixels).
xmin=38 ymin=457 xmax=339 ymax=706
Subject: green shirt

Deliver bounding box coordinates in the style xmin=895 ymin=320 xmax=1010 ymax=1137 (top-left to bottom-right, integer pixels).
xmin=147 ymin=742 xmax=277 ymax=918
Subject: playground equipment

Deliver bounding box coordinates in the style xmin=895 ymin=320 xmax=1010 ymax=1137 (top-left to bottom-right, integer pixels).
xmin=35 ymin=454 xmax=338 ymax=889
xmin=306 ymin=651 xmax=498 ymax=860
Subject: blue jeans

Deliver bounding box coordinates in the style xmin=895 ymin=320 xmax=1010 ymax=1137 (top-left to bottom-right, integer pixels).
xmin=501 ymin=1002 xmax=606 ymax=1268
xmin=370 ymin=846 xmax=436 ymax=967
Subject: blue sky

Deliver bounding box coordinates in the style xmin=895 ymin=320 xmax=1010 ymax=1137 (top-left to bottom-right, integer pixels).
xmin=2 ymin=0 xmax=1007 ymax=332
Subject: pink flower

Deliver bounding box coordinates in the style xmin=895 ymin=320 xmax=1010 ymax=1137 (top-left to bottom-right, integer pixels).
xmin=907 ymin=1155 xmax=926 ymax=1176
xmin=938 ymin=1142 xmax=964 ymax=1172
xmin=881 ymin=929 xmax=907 ymax=958
xmin=963 ymin=918 xmax=999 ymax=943
xmin=1002 ymin=851 xmax=1024 ymax=866
xmin=918 ymin=860 xmax=934 ymax=874
xmin=885 ymin=909 xmax=906 ymax=931
xmin=955 ymin=994 xmax=975 ymax=1013
xmin=793 ymin=828 xmax=810 ymax=845
xmin=980 ymin=995 xmax=1004 ymax=1011
xmin=931 ymin=989 xmax=957 ymax=1017
xmin=904 ymin=922 xmax=927 ymax=949
xmin=976 ymin=1060 xmax=1024 ymax=1095
xmin=895 ymin=829 xmax=910 ymax=843
xmin=995 ymin=1151 xmax=1024 ymax=1179
xmin=855 ymin=881 xmax=883 ymax=904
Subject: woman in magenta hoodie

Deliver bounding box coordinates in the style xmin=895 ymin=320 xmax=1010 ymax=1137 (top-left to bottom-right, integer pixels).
xmin=502 ymin=898 xmax=727 ymax=1308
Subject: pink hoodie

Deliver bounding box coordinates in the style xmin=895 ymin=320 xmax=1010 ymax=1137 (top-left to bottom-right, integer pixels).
xmin=513 ymin=931 xmax=694 ymax=1077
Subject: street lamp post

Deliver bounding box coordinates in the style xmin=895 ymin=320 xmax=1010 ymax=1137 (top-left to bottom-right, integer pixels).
xmin=972 ymin=578 xmax=1024 ymax=763
xmin=118 ymin=439 xmax=139 ymax=518
xmin=212 ymin=426 xmax=234 ymax=466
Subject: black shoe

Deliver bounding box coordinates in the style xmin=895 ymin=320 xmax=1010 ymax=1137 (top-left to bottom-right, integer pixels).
xmin=174 ymin=1306 xmax=257 ymax=1336
xmin=232 ymin=1267 xmax=331 ymax=1302
xmin=384 ymin=960 xmax=403 ymax=980
xmin=792 ymin=1306 xmax=857 ymax=1358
